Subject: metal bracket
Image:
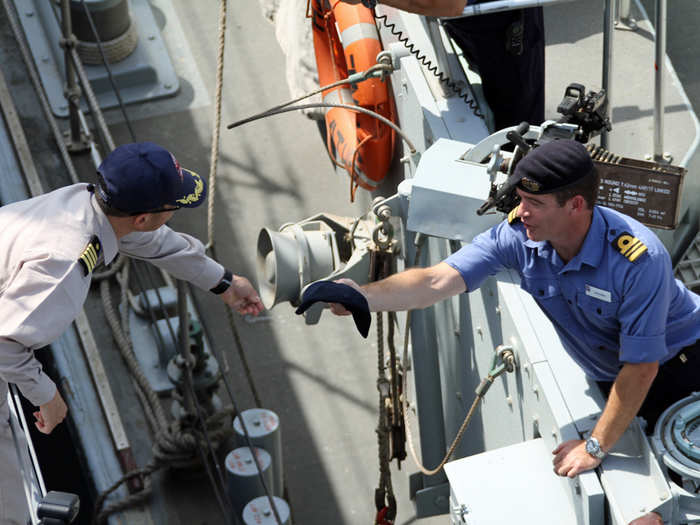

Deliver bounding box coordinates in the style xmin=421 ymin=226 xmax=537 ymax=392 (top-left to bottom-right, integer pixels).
xmin=372 ymin=193 xmax=404 ymax=221
xmin=410 ymin=475 xmax=450 ymax=518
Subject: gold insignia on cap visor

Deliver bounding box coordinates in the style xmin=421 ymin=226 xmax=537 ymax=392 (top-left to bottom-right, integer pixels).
xmin=176 ymin=171 xmax=204 ymax=205
xmin=520 ymin=177 xmax=542 ymax=192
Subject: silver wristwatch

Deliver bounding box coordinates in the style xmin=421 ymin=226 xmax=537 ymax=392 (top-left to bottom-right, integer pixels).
xmin=585 ymin=437 xmax=606 ymax=460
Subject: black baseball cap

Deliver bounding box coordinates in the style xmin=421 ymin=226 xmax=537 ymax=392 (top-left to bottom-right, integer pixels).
xmin=295 ymin=281 xmax=371 ymax=338
xmin=514 ymin=139 xmax=594 ymax=194
xmin=96 ymin=142 xmax=206 ymax=213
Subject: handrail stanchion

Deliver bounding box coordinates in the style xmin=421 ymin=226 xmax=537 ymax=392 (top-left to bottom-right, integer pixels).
xmin=653 ymin=0 xmax=670 ymax=162
xmin=615 ymin=0 xmax=637 ymax=29
xmin=601 ymin=0 xmax=614 ymax=149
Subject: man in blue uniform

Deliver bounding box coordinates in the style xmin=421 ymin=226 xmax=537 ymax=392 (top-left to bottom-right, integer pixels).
xmin=330 ymin=139 xmax=699 ymax=524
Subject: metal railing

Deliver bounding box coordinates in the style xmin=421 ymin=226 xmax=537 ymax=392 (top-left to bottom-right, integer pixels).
xmin=443 ymin=0 xmax=668 ymax=153
xmin=8 ymin=385 xmax=45 ymax=525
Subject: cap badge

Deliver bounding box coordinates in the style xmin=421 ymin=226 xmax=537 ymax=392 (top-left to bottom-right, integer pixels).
xmin=612 ymin=232 xmax=647 ymax=262
xmin=78 ymin=235 xmax=102 ymax=276
xmin=170 ymin=153 xmax=184 ymax=182
xmin=520 ymin=177 xmax=542 ymax=192
xmin=176 ymin=171 xmax=204 ymax=205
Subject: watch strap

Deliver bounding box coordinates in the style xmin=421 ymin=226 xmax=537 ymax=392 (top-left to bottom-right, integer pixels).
xmin=210 ymin=269 xmax=233 ymax=295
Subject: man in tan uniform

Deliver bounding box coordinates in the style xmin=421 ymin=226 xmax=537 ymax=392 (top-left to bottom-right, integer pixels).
xmin=0 ymin=142 xmax=263 ymax=523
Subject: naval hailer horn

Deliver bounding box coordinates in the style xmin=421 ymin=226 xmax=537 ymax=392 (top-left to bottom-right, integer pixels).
xmin=256 ymin=213 xmax=375 ymax=323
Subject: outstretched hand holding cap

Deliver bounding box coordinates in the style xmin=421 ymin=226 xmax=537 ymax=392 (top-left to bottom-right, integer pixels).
xmin=295 ymin=280 xmax=371 ymax=338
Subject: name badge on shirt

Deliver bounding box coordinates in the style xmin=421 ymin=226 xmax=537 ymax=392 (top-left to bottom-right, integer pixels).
xmin=585 ymin=284 xmax=612 ymax=303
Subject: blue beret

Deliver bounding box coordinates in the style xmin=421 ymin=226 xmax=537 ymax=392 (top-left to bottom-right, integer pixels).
xmin=514 ymin=140 xmax=594 ymax=194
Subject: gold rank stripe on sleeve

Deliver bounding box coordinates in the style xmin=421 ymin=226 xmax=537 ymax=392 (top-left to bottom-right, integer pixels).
xmin=507 ymin=205 xmax=521 ymax=225
xmin=78 ymin=235 xmax=103 ymax=276
xmin=612 ymin=232 xmax=648 ymax=262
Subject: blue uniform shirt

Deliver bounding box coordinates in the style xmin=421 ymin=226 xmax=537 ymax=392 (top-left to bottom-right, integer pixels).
xmin=445 ymin=206 xmax=700 ymax=381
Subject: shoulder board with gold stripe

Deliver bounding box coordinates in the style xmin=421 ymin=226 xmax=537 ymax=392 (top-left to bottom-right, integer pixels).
xmin=78 ymin=235 xmax=102 ymax=276
xmin=612 ymin=232 xmax=647 ymax=262
xmin=507 ymin=205 xmax=521 ymax=225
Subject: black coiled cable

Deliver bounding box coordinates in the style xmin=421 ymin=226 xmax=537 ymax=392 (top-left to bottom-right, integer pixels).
xmin=375 ymin=13 xmax=484 ymax=119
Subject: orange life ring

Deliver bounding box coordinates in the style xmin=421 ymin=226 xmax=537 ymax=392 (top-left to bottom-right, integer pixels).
xmin=311 ymin=0 xmax=396 ymax=200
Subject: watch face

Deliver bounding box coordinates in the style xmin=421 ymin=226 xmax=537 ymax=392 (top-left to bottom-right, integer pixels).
xmin=586 ymin=438 xmax=604 ymax=458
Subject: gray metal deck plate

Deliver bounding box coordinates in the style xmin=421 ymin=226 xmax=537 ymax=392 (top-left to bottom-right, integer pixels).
xmin=12 ymin=0 xmax=178 ymax=117
xmin=675 ymin=231 xmax=700 ymax=292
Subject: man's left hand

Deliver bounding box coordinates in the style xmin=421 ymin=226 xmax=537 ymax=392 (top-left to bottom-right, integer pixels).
xmin=221 ymin=276 xmax=264 ymax=316
xmin=552 ymin=439 xmax=601 ymax=477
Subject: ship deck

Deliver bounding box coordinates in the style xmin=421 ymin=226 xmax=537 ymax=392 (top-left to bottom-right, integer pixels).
xmin=0 ymin=1 xmax=698 ymax=524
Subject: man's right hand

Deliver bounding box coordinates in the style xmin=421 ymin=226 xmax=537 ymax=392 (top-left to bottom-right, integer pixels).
xmin=34 ymin=389 xmax=68 ymax=434
xmin=221 ymin=275 xmax=265 ymax=316
xmin=329 ymin=278 xmax=368 ymax=315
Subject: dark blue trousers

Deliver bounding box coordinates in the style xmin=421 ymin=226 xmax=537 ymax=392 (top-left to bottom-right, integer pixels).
xmin=443 ymin=4 xmax=545 ymax=131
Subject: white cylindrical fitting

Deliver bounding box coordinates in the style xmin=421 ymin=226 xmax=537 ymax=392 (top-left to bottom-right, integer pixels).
xmin=225 ymin=446 xmax=273 ymax=519
xmin=242 ymin=496 xmax=291 ymax=525
xmin=233 ymin=408 xmax=283 ymax=497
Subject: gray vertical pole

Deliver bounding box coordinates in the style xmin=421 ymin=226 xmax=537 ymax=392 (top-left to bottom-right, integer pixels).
xmin=615 ymin=0 xmax=631 ymax=23
xmin=614 ymin=0 xmax=638 ymax=33
xmin=653 ymin=0 xmax=667 ymax=161
xmin=601 ymin=0 xmax=614 ymax=149
xmin=60 ymin=0 xmax=82 ymax=148
xmin=177 ymin=280 xmax=195 ymax=414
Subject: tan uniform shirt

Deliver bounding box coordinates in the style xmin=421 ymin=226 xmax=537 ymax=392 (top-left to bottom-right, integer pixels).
xmin=0 ymin=183 xmax=224 ymax=408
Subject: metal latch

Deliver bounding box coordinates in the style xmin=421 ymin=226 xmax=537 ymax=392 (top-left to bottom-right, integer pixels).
xmin=452 ymin=503 xmax=470 ymax=523
xmin=37 ymin=491 xmax=80 ymax=524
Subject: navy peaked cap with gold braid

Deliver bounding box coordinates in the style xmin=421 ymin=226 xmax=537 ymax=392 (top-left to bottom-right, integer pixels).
xmin=612 ymin=232 xmax=648 ymax=263
xmin=97 ymin=142 xmax=206 ymax=213
xmin=78 ymin=235 xmax=102 ymax=276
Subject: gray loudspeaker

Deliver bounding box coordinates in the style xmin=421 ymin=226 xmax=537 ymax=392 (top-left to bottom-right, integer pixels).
xmin=257 ymin=228 xmax=301 ymax=309
xmin=256 ymin=223 xmax=336 ymax=309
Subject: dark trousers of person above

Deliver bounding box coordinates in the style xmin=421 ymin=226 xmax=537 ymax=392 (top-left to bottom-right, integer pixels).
xmin=443 ymin=5 xmax=545 ymax=132
xmin=596 ymin=339 xmax=700 ymax=434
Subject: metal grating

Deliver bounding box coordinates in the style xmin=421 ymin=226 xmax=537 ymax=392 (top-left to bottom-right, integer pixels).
xmin=675 ymin=232 xmax=700 ymax=293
